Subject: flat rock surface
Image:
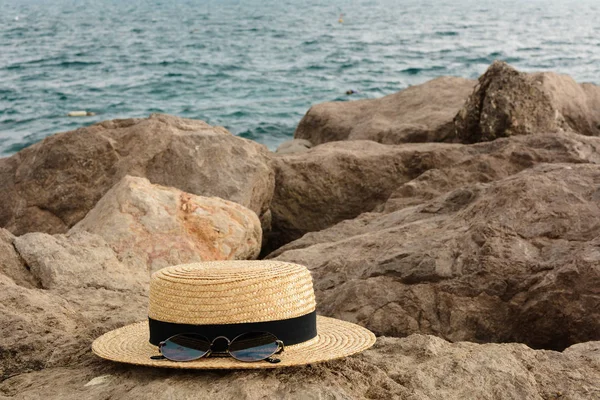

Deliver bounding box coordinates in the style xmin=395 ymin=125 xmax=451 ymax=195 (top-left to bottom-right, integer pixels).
xmin=0 ymin=114 xmax=274 ymax=236
xmin=14 ymin=231 xmax=147 ymax=291
xmin=71 ymin=176 xmax=262 ymax=273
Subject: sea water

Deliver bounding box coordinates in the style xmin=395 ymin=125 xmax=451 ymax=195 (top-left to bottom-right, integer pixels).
xmin=1 ymin=0 xmax=599 ymax=156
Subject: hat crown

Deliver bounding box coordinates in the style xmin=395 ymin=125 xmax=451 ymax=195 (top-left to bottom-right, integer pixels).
xmin=148 ymin=261 xmax=316 ymax=325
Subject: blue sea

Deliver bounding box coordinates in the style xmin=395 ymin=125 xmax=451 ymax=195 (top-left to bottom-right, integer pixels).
xmin=1 ymin=0 xmax=599 ymax=156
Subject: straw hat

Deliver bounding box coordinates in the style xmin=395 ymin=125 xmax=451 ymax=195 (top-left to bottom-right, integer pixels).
xmin=92 ymin=260 xmax=376 ymax=369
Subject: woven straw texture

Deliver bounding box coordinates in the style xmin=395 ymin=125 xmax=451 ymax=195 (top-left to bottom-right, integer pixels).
xmin=148 ymin=261 xmax=316 ymax=324
xmin=92 ymin=316 xmax=376 ymax=369
xmin=92 ymin=260 xmax=376 ymax=369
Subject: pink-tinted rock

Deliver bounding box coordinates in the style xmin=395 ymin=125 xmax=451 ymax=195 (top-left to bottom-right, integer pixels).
xmin=71 ymin=176 xmax=262 ymax=272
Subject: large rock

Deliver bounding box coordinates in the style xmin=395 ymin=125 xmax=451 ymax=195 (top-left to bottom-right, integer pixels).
xmin=455 ymin=61 xmax=600 ymax=143
xmin=293 ymin=62 xmax=600 ymax=147
xmin=0 ymin=114 xmax=274 ymax=236
xmin=269 ymin=131 xmax=600 ymax=248
xmin=272 ymin=163 xmax=600 ymax=350
xmin=269 ymin=140 xmax=472 ymax=247
xmin=295 ymin=77 xmax=475 ymax=145
xmin=71 ymin=176 xmax=262 ymax=272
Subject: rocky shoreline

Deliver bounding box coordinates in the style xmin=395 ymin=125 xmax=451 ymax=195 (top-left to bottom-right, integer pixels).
xmin=1 ymin=61 xmax=599 ymax=399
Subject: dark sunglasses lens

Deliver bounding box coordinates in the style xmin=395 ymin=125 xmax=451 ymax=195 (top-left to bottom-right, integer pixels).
xmin=161 ymin=334 xmax=211 ymax=362
xmin=229 ymin=332 xmax=280 ymax=362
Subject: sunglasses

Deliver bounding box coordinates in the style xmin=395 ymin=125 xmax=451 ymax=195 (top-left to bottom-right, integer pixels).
xmin=150 ymin=331 xmax=285 ymax=364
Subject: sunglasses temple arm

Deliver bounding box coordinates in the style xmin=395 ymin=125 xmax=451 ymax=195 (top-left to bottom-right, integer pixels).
xmin=150 ymin=342 xmax=167 ymax=360
xmin=277 ymin=340 xmax=285 ymax=353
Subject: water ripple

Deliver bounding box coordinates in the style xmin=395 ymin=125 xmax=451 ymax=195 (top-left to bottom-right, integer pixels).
xmin=1 ymin=0 xmax=599 ymax=156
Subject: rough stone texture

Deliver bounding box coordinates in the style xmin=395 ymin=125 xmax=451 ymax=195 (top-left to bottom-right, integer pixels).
xmin=382 ymin=131 xmax=600 ymax=213
xmin=0 ymin=236 xmax=147 ymax=381
xmin=71 ymin=176 xmax=262 ymax=273
xmin=275 ymin=139 xmax=313 ymax=154
xmin=1 ymin=159 xmax=599 ymax=397
xmin=13 ymin=231 xmax=148 ymax=291
xmin=0 ymin=274 xmax=85 ymax=381
xmin=273 ymin=164 xmax=600 ymax=351
xmin=0 ymin=114 xmax=274 ymax=236
xmin=293 ymin=62 xmax=600 ymax=147
xmin=269 ymin=131 xmax=600 ymax=248
xmin=1 ymin=330 xmax=598 ymax=400
xmin=2 ymin=256 xmax=598 ymax=399
xmin=455 ymin=61 xmax=600 ymax=143
xmin=0 ymin=229 xmax=38 ymax=288
xmin=270 ymin=140 xmax=473 ymax=247
xmin=295 ymin=77 xmax=475 ymax=145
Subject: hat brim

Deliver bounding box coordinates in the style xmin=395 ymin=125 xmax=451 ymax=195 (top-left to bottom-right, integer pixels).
xmin=92 ymin=316 xmax=376 ymax=369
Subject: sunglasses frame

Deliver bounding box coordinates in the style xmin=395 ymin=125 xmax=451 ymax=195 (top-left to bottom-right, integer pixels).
xmin=155 ymin=331 xmax=285 ymax=363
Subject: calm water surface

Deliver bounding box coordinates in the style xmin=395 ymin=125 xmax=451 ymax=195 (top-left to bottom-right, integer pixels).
xmin=1 ymin=0 xmax=599 ymax=155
